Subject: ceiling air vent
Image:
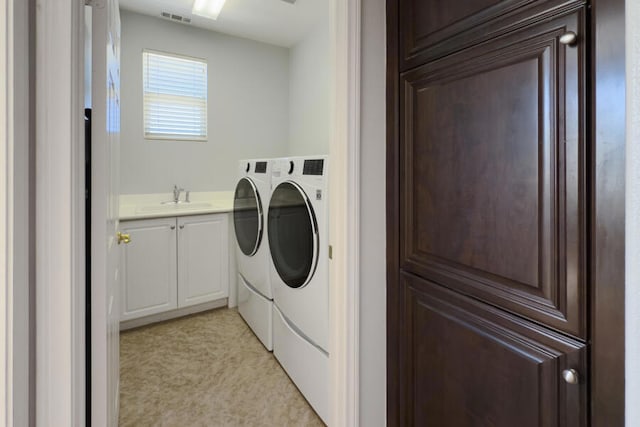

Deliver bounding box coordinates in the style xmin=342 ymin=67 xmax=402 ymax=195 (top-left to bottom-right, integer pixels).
xmin=160 ymin=11 xmax=192 ymax=24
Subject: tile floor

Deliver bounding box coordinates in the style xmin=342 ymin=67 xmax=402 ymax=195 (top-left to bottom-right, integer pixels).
xmin=119 ymin=308 xmax=324 ymax=426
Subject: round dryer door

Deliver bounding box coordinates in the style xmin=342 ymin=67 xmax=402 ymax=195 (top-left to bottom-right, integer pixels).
xmin=268 ymin=181 xmax=319 ymax=289
xmin=233 ymin=177 xmax=264 ymax=256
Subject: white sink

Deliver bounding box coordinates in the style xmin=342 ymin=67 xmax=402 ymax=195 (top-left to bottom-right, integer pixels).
xmin=135 ymin=201 xmax=215 ymax=214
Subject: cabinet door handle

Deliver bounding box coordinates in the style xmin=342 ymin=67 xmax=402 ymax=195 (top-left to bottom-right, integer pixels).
xmin=117 ymin=232 xmax=131 ymax=244
xmin=559 ymin=31 xmax=578 ymax=46
xmin=562 ymin=369 xmax=579 ymax=384
xmin=170 ymin=226 xmax=176 ymax=230
xmin=179 ymin=225 xmax=185 ymax=229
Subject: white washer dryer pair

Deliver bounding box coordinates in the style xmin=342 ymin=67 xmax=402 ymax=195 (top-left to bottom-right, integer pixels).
xmin=233 ymin=156 xmax=330 ymax=424
xmin=269 ymin=156 xmax=329 ymax=424
xmin=234 ymin=159 xmax=274 ymax=351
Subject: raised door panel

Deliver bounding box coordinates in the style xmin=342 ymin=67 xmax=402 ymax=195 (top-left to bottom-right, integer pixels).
xmin=399 ymin=0 xmax=584 ymax=69
xmin=178 ymin=214 xmax=229 ymax=307
xmin=400 ymin=11 xmax=586 ymax=337
xmin=120 ymin=218 xmax=178 ymax=321
xmin=400 ymin=272 xmax=587 ymax=426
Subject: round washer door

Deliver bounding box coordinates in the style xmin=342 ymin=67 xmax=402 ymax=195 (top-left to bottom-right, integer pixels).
xmin=268 ymin=181 xmax=319 ymax=289
xmin=233 ymin=177 xmax=263 ymax=257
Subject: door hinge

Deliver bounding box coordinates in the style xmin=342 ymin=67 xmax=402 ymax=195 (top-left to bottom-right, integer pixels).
xmin=85 ymin=0 xmax=105 ymax=7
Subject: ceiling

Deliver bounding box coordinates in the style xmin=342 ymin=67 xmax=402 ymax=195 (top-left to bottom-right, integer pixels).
xmin=119 ymin=0 xmax=328 ymax=47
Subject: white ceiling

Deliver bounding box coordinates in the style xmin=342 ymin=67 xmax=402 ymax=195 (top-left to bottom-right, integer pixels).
xmin=119 ymin=0 xmax=328 ymax=47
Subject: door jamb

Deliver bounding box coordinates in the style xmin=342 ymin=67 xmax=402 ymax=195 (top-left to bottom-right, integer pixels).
xmin=329 ymin=0 xmax=361 ymax=425
xmin=2 ymin=0 xmax=31 ymax=424
xmin=1 ymin=0 xmax=11 ymax=422
xmin=590 ymin=0 xmax=626 ymax=423
xmin=34 ymin=1 xmax=362 ymax=426
xmin=34 ymin=0 xmax=86 ymax=425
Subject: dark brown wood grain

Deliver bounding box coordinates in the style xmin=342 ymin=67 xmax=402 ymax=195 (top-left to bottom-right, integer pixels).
xmin=590 ymin=0 xmax=626 ymax=424
xmin=387 ymin=0 xmax=626 ymax=425
xmin=386 ymin=0 xmax=401 ymax=424
xmin=400 ymin=0 xmax=585 ymax=69
xmin=402 ymin=272 xmax=588 ymax=427
xmin=400 ymin=11 xmax=587 ymax=339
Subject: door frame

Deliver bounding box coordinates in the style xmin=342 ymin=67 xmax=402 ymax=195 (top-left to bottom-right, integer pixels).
xmin=2 ymin=0 xmax=31 ymax=424
xmin=329 ymin=0 xmax=361 ymax=424
xmin=590 ymin=0 xmax=626 ymax=422
xmin=1 ymin=0 xmax=10 ymax=423
xmin=386 ymin=0 xmax=627 ymax=425
xmin=34 ymin=0 xmax=86 ymax=424
xmin=34 ymin=1 xmax=362 ymax=426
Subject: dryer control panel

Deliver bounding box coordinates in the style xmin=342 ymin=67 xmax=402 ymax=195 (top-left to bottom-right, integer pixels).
xmin=303 ymin=159 xmax=325 ymax=176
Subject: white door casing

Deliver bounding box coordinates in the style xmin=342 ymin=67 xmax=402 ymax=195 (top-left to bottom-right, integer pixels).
xmin=1 ymin=0 xmax=9 ymax=421
xmin=35 ymin=0 xmax=87 ymax=424
xmin=2 ymin=0 xmax=30 ymax=424
xmin=91 ymin=0 xmax=121 ymax=425
xmin=329 ymin=0 xmax=362 ymax=425
xmin=34 ymin=0 xmax=361 ymax=425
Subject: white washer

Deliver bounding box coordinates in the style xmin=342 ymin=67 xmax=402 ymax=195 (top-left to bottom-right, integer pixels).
xmin=234 ymin=159 xmax=273 ymax=350
xmin=268 ymin=156 xmax=329 ymax=423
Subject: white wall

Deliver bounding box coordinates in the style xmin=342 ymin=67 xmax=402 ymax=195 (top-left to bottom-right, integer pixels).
xmin=120 ymin=11 xmax=290 ymax=194
xmin=288 ymin=21 xmax=330 ymax=156
xmin=626 ymin=0 xmax=640 ymax=421
xmin=359 ymin=0 xmax=386 ymax=425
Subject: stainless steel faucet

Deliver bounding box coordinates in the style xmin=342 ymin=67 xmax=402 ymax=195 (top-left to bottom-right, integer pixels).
xmin=173 ymin=185 xmax=184 ymax=203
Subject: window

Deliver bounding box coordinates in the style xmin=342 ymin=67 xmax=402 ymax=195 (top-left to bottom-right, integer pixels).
xmin=143 ymin=50 xmax=208 ymax=141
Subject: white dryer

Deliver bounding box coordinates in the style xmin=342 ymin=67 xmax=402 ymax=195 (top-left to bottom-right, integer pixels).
xmin=268 ymin=156 xmax=329 ymax=423
xmin=234 ymin=159 xmax=273 ymax=350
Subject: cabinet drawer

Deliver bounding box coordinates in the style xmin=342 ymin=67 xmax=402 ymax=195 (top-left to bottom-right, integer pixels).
xmin=399 ymin=0 xmax=584 ymax=70
xmin=399 ymin=10 xmax=586 ymax=337
xmin=398 ymin=271 xmax=587 ymax=426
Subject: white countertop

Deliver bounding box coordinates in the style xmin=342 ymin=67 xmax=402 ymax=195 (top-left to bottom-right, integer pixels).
xmin=120 ymin=191 xmax=234 ymax=221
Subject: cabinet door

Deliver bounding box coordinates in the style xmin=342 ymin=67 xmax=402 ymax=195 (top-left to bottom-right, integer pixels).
xmin=120 ymin=218 xmax=178 ymax=321
xmin=178 ymin=214 xmax=229 ymax=307
xmin=399 ymin=0 xmax=584 ymax=69
xmin=398 ymin=272 xmax=587 ymax=426
xmin=399 ymin=11 xmax=586 ymax=338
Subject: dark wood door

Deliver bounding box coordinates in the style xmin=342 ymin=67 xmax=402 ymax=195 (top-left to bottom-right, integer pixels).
xmin=399 ymin=0 xmax=584 ymax=69
xmin=400 ymin=11 xmax=586 ymax=339
xmin=400 ymin=273 xmax=586 ymax=426
xmin=386 ymin=2 xmax=613 ymax=425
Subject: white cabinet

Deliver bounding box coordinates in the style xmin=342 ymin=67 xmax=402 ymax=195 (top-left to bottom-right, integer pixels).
xmin=120 ymin=213 xmax=229 ymax=323
xmin=120 ymin=217 xmax=178 ymax=321
xmin=178 ymin=215 xmax=229 ymax=307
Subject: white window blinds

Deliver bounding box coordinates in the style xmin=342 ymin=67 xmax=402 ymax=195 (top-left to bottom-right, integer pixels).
xmin=143 ymin=50 xmax=208 ymax=140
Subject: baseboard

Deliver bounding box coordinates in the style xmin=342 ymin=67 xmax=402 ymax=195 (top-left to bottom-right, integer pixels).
xmin=119 ymin=298 xmax=229 ymax=331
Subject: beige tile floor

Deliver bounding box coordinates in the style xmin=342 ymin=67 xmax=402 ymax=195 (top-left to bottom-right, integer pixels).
xmin=119 ymin=308 xmax=325 ymax=427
